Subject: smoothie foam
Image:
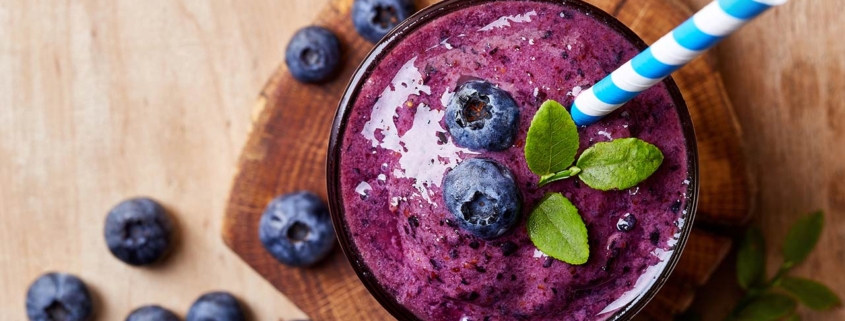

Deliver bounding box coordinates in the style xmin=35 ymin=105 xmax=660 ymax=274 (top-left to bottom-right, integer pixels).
xmin=335 ymin=1 xmax=694 ymax=320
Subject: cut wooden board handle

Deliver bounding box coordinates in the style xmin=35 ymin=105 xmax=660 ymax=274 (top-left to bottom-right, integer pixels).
xmin=222 ymin=0 xmax=747 ymax=320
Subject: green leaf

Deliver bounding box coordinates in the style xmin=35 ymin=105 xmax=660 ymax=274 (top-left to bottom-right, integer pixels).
xmin=779 ymin=276 xmax=842 ymax=310
xmin=527 ymin=193 xmax=589 ymax=265
xmin=525 ymin=100 xmax=579 ymax=176
xmin=575 ymin=138 xmax=664 ymax=191
xmin=783 ymin=211 xmax=824 ymax=266
xmin=734 ymin=293 xmax=797 ymax=321
xmin=737 ymin=227 xmax=766 ymax=290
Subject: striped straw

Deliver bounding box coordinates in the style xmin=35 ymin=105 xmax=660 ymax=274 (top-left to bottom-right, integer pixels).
xmin=570 ymin=0 xmax=788 ymax=126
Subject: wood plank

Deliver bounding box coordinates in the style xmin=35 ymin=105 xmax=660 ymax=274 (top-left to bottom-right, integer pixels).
xmin=221 ymin=0 xmax=750 ymax=319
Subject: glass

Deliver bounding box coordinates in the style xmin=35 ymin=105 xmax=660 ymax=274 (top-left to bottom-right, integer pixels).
xmin=327 ymin=0 xmax=699 ymax=319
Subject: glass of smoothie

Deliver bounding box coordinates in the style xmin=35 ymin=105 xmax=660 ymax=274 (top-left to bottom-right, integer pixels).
xmin=327 ymin=0 xmax=699 ymax=320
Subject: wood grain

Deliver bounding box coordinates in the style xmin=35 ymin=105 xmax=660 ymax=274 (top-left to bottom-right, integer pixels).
xmin=685 ymin=0 xmax=845 ymax=320
xmin=221 ymin=0 xmax=741 ymax=320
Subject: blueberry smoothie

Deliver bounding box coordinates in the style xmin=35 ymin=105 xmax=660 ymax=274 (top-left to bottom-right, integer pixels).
xmin=330 ymin=0 xmax=696 ymax=320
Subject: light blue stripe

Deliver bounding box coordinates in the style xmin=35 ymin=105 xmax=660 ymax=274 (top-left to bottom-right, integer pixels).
xmin=718 ymin=0 xmax=771 ymax=19
xmin=631 ymin=48 xmax=679 ymax=79
xmin=570 ymin=103 xmax=603 ymax=126
xmin=673 ymin=19 xmax=723 ymax=50
xmin=592 ymin=77 xmax=640 ymax=105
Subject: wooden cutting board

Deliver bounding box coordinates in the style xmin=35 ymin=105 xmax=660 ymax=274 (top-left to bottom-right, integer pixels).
xmin=221 ymin=0 xmax=749 ymax=320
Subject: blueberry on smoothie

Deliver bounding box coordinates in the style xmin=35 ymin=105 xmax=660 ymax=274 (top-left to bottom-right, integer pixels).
xmin=445 ymin=80 xmax=520 ymax=151
xmin=442 ymin=158 xmax=521 ymax=240
xmin=259 ymin=191 xmax=335 ymax=267
xmin=126 ymin=305 xmax=180 ymax=321
xmin=285 ymin=26 xmax=341 ymax=83
xmin=186 ymin=292 xmax=245 ymax=321
xmin=26 ymin=273 xmax=93 ymax=321
xmin=352 ymin=0 xmax=415 ymax=43
xmin=104 ymin=197 xmax=174 ymax=266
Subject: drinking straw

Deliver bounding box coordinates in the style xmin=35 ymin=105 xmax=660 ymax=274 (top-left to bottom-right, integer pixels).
xmin=570 ymin=0 xmax=788 ymax=126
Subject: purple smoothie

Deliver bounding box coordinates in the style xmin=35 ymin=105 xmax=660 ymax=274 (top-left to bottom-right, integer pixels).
xmin=334 ymin=1 xmax=694 ymax=320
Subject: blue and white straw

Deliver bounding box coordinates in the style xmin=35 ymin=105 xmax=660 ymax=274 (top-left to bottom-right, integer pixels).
xmin=570 ymin=0 xmax=788 ymax=126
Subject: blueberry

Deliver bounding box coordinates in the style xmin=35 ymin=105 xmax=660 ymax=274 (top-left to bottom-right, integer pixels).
xmin=616 ymin=213 xmax=637 ymax=232
xmin=104 ymin=197 xmax=173 ymax=266
xmin=442 ymin=158 xmax=521 ymax=240
xmin=26 ymin=273 xmax=93 ymax=321
xmin=445 ymin=80 xmax=520 ymax=151
xmin=258 ymin=191 xmax=335 ymax=267
xmin=285 ymin=26 xmax=341 ymax=83
xmin=352 ymin=0 xmax=415 ymax=43
xmin=126 ymin=305 xmax=180 ymax=321
xmin=186 ymin=292 xmax=245 ymax=321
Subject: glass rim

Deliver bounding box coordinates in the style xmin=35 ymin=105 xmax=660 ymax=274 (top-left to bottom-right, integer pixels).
xmin=326 ymin=0 xmax=700 ymax=320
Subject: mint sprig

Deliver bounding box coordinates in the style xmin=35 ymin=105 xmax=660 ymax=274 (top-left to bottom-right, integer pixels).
xmin=527 ymin=193 xmax=589 ymax=265
xmin=524 ymin=100 xmax=664 ymax=189
xmin=523 ymin=99 xmax=667 ymax=265
xmin=726 ymin=211 xmax=841 ymax=321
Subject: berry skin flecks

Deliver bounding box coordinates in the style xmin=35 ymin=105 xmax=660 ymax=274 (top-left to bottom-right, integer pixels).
xmin=616 ymin=213 xmax=637 ymax=232
xmin=104 ymin=197 xmax=174 ymax=266
xmin=186 ymin=291 xmax=246 ymax=321
xmin=285 ymin=26 xmax=341 ymax=83
xmin=259 ymin=191 xmax=335 ymax=267
xmin=26 ymin=273 xmax=93 ymax=321
xmin=442 ymin=158 xmax=521 ymax=240
xmin=352 ymin=0 xmax=415 ymax=43
xmin=445 ymin=80 xmax=520 ymax=151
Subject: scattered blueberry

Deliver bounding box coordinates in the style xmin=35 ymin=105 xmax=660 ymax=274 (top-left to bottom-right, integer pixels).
xmin=352 ymin=0 xmax=415 ymax=43
xmin=26 ymin=273 xmax=93 ymax=321
xmin=445 ymin=80 xmax=520 ymax=151
xmin=285 ymin=26 xmax=341 ymax=83
xmin=186 ymin=292 xmax=245 ymax=321
xmin=442 ymin=158 xmax=521 ymax=240
xmin=126 ymin=305 xmax=180 ymax=321
xmin=616 ymin=213 xmax=637 ymax=232
xmin=259 ymin=191 xmax=335 ymax=267
xmin=104 ymin=197 xmax=174 ymax=266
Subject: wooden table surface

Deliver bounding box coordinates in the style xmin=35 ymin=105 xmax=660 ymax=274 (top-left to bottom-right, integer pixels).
xmin=0 ymin=0 xmax=841 ymax=320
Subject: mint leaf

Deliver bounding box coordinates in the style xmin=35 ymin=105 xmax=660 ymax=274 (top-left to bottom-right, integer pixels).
xmin=575 ymin=138 xmax=664 ymax=191
xmin=737 ymin=227 xmax=766 ymax=290
xmin=783 ymin=211 xmax=824 ymax=266
xmin=525 ymin=100 xmax=579 ymax=176
xmin=734 ymin=293 xmax=797 ymax=321
xmin=527 ymin=193 xmax=589 ymax=265
xmin=779 ymin=276 xmax=842 ymax=310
